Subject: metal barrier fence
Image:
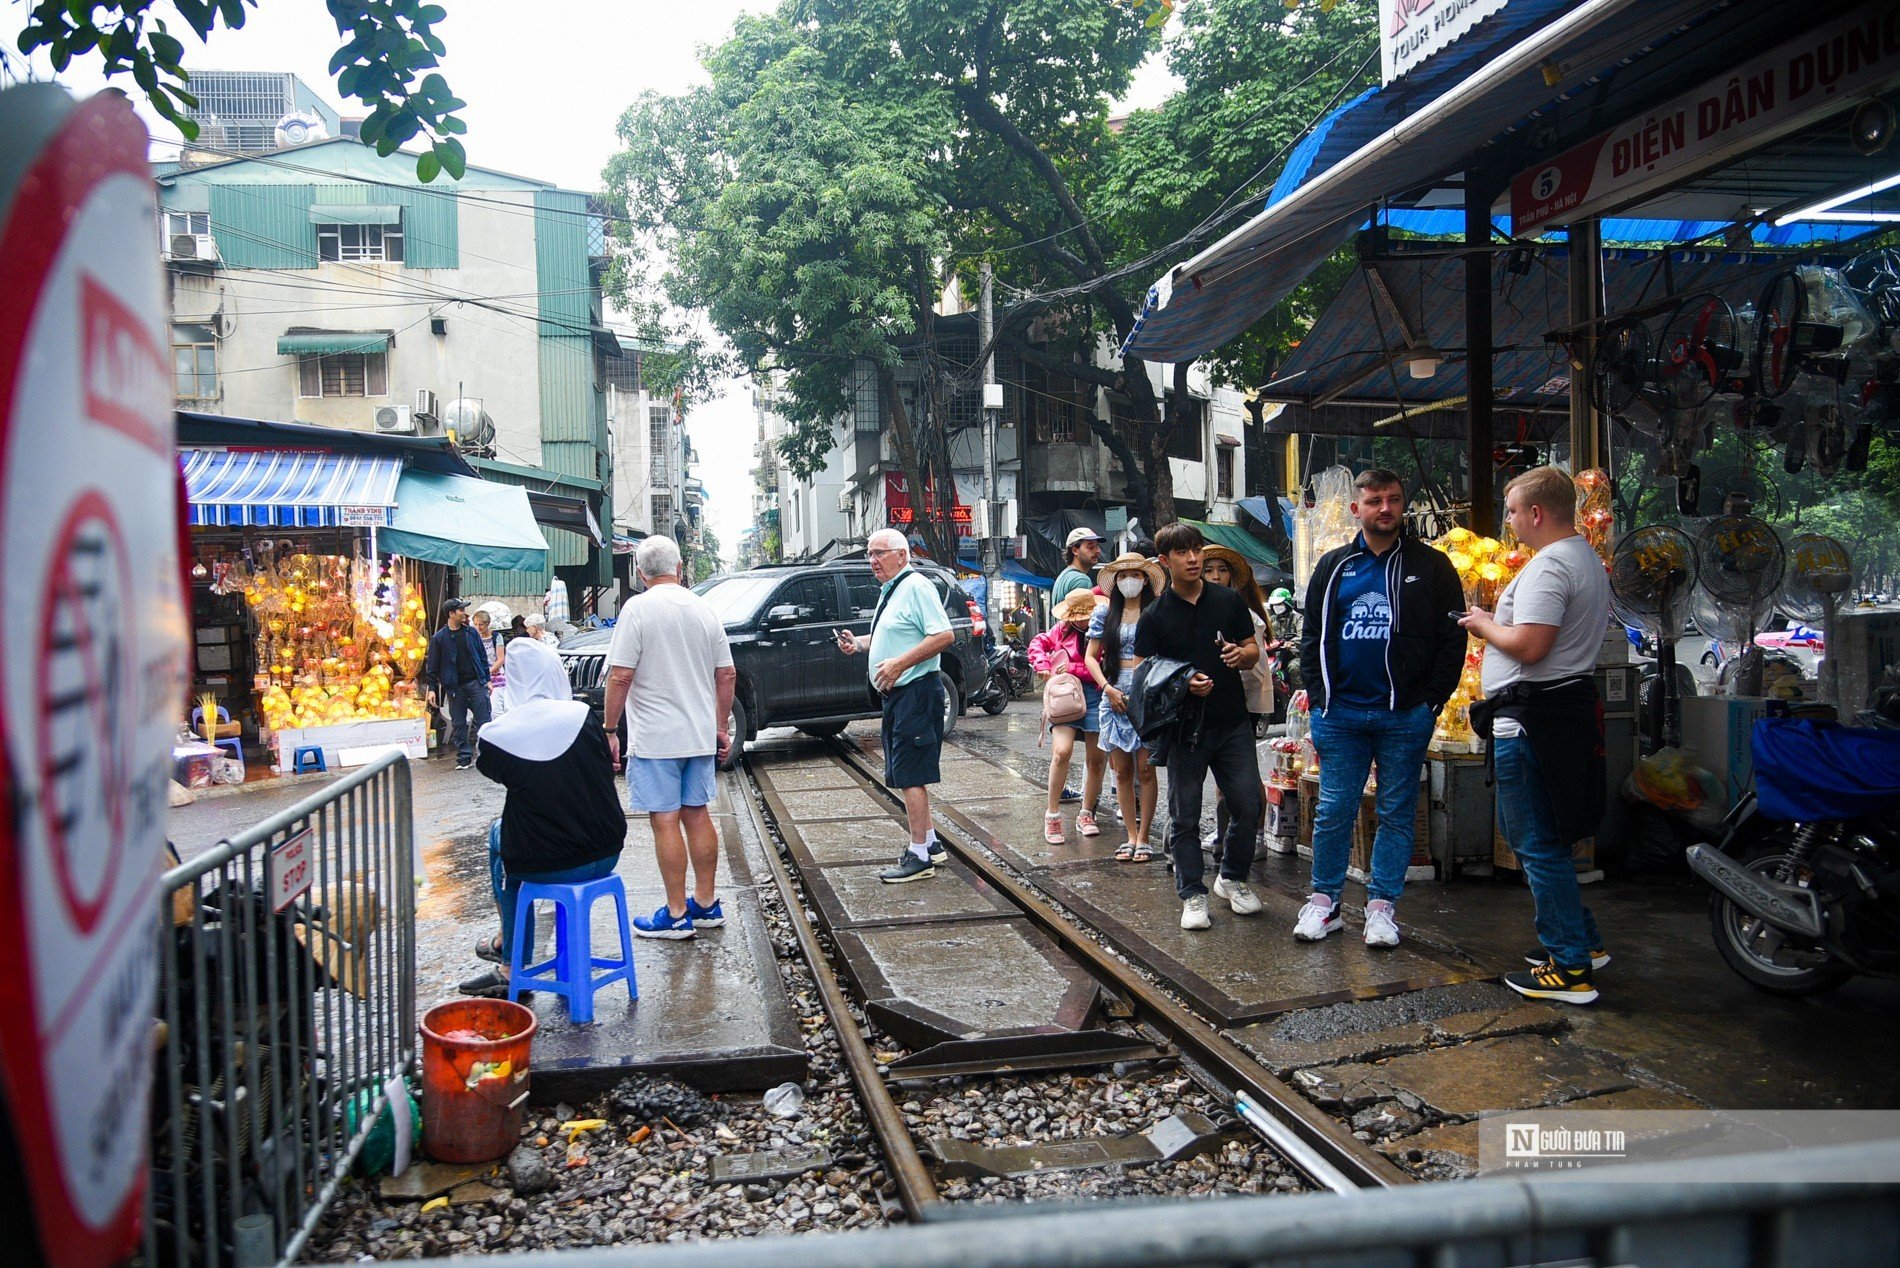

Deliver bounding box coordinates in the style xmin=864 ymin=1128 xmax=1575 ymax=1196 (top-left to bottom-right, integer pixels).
xmin=146 ymin=750 xmax=416 ymax=1267
xmin=471 ymin=1139 xmax=1900 ymax=1268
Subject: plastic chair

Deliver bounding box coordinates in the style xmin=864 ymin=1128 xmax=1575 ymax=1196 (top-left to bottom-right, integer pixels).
xmin=507 ymin=874 xmax=637 ymax=1023
xmin=291 ymin=746 xmax=326 ymax=774
xmin=190 ymin=705 xmax=244 ymax=767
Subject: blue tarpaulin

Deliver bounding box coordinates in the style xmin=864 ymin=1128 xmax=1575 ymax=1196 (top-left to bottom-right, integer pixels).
xmin=1751 ymin=720 xmax=1900 ymax=824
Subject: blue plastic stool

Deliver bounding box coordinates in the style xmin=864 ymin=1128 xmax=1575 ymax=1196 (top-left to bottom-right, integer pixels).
xmin=291 ymin=746 xmax=326 ymax=774
xmin=507 ymin=875 xmax=637 ymax=1023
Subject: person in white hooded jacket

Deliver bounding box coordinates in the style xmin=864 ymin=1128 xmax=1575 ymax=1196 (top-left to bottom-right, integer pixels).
xmin=458 ymin=637 xmax=626 ymax=999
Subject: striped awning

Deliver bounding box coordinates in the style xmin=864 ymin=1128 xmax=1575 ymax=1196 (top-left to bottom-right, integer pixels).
xmin=180 ymin=449 xmax=404 ymax=528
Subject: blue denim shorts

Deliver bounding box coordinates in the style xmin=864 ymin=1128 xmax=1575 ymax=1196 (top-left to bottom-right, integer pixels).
xmin=627 ymin=753 xmax=717 ymax=813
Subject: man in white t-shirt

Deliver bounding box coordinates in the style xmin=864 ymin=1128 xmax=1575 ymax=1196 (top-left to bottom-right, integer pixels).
xmin=1461 ymin=467 xmax=1613 ymax=1005
xmin=604 ymin=536 xmax=737 ymax=940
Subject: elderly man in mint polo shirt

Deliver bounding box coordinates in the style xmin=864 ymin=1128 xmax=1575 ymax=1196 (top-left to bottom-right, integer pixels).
xmin=837 ymin=528 xmax=955 ymax=882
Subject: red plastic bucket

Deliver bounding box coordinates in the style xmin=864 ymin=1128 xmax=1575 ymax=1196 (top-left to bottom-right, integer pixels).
xmin=419 ymin=998 xmax=538 ymax=1163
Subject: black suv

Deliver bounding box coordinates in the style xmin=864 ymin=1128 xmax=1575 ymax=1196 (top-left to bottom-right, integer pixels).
xmin=558 ymin=560 xmax=988 ymax=769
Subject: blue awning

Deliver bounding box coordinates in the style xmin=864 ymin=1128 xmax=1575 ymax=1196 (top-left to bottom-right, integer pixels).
xmin=180 ymin=449 xmax=403 ymax=527
xmin=1001 ymin=559 xmax=1055 ymax=590
xmin=380 ymin=470 xmax=548 ymax=572
xmin=1122 ymin=0 xmax=1721 ymax=363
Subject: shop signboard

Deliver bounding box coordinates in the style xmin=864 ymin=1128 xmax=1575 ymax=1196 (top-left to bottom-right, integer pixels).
xmin=1513 ymin=3 xmax=1900 ymax=235
xmin=0 ymin=86 xmax=184 ymax=1266
xmin=884 ymin=471 xmax=976 ymax=537
xmin=338 ymin=504 xmax=390 ymax=527
xmin=1380 ymin=0 xmax=1512 ymax=85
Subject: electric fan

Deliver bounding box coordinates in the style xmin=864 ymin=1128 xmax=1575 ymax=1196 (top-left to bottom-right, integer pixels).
xmin=1695 ymin=515 xmax=1786 ymax=697
xmin=1611 ymin=524 xmax=1700 ymax=749
xmin=1781 ymin=532 xmax=1853 ymax=713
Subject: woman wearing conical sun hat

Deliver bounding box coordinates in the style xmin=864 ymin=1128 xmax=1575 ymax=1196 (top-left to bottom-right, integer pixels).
xmin=1085 ymin=553 xmax=1165 ymax=861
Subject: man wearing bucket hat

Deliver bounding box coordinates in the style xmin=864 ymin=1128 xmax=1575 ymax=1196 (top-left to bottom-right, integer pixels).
xmin=1054 ymin=526 xmax=1106 ymax=604
xmin=1296 ymin=469 xmax=1465 ymax=949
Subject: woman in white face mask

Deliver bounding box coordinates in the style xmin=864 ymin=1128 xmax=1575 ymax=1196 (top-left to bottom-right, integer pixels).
xmin=1086 ymin=552 xmax=1166 ymax=862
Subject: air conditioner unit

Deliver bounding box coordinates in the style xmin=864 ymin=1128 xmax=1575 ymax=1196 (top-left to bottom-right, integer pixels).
xmin=374 ymin=404 xmax=416 ymax=434
xmin=414 ymin=388 xmax=439 ymax=419
xmin=837 ymin=488 xmax=853 ymax=514
xmin=168 ymin=233 xmax=219 ymax=262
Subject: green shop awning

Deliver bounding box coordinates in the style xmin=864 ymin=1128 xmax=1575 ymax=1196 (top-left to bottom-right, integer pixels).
xmin=1184 ymin=518 xmax=1281 ymax=571
xmin=309 ymin=203 xmax=401 ymax=225
xmin=381 ymin=471 xmax=549 ymax=572
xmin=277 ymin=330 xmax=392 ymax=356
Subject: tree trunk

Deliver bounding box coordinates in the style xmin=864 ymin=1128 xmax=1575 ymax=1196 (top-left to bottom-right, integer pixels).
xmin=1119 ymin=357 xmax=1177 ymax=528
xmin=878 ymin=364 xmax=958 ymax=564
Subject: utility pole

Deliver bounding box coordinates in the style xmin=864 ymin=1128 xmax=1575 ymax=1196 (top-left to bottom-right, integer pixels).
xmin=978 ymin=261 xmax=1002 ymax=640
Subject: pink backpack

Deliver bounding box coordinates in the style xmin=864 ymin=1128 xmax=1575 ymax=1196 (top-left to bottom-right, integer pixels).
xmin=1041 ymin=648 xmax=1088 ymax=731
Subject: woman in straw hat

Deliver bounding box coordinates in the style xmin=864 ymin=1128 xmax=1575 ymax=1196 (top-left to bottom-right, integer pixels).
xmin=1028 ymin=588 xmax=1109 ymax=845
xmin=1085 ymin=552 xmax=1165 ymax=861
xmin=1201 ymin=545 xmax=1274 ymax=860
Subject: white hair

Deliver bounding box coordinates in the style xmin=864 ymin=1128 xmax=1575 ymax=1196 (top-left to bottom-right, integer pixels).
xmin=866 ymin=528 xmax=909 ymax=557
xmin=635 ymin=535 xmax=683 ymax=580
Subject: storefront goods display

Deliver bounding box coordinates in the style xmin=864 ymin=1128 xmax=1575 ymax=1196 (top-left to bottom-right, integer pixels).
xmin=1292 ymin=465 xmax=1360 ymax=586
xmin=1428 ymin=526 xmax=1534 ymax=751
xmin=1573 ymin=468 xmax=1614 ymax=565
xmin=227 ymin=547 xmax=432 ymax=733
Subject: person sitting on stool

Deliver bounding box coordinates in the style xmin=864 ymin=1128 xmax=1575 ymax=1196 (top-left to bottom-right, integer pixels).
xmin=459 ymin=637 xmax=625 ymax=998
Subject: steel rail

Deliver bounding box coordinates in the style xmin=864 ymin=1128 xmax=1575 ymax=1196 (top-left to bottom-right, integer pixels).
xmin=825 ymin=739 xmax=1410 ymax=1192
xmin=729 ymin=767 xmax=944 ymax=1222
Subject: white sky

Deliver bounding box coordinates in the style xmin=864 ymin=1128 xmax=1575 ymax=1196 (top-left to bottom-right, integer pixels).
xmin=21 ymin=2 xmax=1180 ymax=565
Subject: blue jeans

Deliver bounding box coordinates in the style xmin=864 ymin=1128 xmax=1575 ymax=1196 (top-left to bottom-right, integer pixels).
xmin=445 ymin=679 xmax=492 ymax=762
xmin=1494 ymin=734 xmax=1602 ymax=971
xmin=488 ymin=821 xmax=619 ymax=957
xmin=1309 ymin=703 xmax=1435 ymax=905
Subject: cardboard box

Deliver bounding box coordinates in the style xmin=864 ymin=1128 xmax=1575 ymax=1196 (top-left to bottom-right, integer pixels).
xmin=1493 ymin=820 xmax=1597 ymax=874
xmin=1297 ymin=773 xmax=1318 ymax=852
xmin=1265 ymin=782 xmax=1302 ymax=852
xmin=1349 ymin=771 xmax=1433 ymax=881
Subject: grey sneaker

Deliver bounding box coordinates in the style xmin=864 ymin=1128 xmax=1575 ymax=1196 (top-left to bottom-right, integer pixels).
xmin=1180 ymin=895 xmax=1212 ymax=931
xmin=1293 ymin=896 xmax=1343 ymax=942
xmin=1363 ymin=901 xmax=1401 ymax=948
xmin=880 ymin=851 xmax=936 ymax=884
xmin=1212 ymin=876 xmax=1262 ymax=916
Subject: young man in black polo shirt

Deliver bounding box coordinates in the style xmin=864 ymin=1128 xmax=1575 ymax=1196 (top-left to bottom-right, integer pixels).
xmin=1134 ymin=522 xmax=1265 ymax=930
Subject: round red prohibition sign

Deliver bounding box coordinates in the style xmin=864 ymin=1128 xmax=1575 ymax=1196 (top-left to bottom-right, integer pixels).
xmin=35 ymin=489 xmax=133 ymax=937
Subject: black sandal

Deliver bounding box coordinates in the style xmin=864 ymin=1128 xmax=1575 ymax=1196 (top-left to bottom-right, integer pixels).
xmin=457 ymin=969 xmax=529 ymax=1000
xmin=475 ymin=934 xmax=505 ymax=964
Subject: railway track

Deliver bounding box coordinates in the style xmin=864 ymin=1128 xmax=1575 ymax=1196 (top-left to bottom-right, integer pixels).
xmin=734 ymin=742 xmax=1407 ymax=1221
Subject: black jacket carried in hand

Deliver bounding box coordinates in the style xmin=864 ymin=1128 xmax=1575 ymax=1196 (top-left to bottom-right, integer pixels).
xmin=1300 ymin=534 xmax=1464 ymax=714
xmin=1128 ymin=655 xmax=1200 ymax=763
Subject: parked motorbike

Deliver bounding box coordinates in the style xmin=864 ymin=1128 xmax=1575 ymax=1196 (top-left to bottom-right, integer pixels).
xmin=971 ymin=639 xmax=1033 ymax=716
xmin=1686 ymin=714 xmax=1900 ymax=996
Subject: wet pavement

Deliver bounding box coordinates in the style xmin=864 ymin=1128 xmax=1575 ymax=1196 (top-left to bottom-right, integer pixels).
xmin=168 ymin=751 xmax=806 ymax=1099
xmin=748 ymin=745 xmax=1148 ymax=1075
xmin=170 ymin=705 xmax=1900 ymax=1177
xmin=841 ymin=705 xmax=1900 ymax=1177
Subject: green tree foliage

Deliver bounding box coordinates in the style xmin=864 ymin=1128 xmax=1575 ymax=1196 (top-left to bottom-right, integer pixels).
xmin=689 ymin=525 xmax=724 ymax=585
xmin=15 ymin=0 xmax=468 ymax=181
xmin=1093 ymin=0 xmax=1377 ymax=388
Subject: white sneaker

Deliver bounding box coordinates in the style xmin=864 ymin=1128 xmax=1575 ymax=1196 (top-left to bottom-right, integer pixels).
xmin=1363 ymin=901 xmax=1401 ymax=948
xmin=1212 ymin=876 xmax=1262 ymax=916
xmin=1292 ymin=896 xmax=1343 ymax=942
xmin=1180 ymin=895 xmax=1212 ymax=930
